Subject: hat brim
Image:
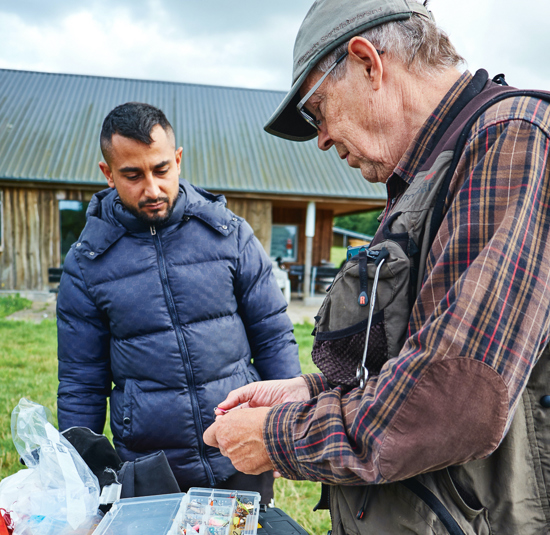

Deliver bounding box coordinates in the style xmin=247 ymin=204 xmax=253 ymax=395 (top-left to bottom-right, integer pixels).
xmin=264 ymin=68 xmax=318 ymax=142
xmin=264 ymin=1 xmax=433 ymax=142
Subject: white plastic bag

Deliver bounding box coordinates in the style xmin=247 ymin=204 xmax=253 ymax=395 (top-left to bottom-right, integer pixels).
xmin=0 ymin=399 xmax=101 ymax=534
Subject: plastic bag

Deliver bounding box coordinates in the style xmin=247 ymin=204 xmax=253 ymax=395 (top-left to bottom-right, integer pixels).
xmin=0 ymin=399 xmax=101 ymax=534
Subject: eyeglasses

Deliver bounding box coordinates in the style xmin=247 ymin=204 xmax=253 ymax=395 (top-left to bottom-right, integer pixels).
xmin=296 ymin=49 xmax=384 ymax=132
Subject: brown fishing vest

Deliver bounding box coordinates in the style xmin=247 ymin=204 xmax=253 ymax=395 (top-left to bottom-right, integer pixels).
xmin=313 ymin=72 xmax=550 ymax=534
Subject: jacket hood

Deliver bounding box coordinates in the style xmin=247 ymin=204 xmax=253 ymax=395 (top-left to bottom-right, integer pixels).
xmin=77 ymin=179 xmax=240 ymax=260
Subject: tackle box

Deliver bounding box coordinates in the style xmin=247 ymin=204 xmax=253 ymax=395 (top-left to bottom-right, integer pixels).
xmin=93 ymin=488 xmax=261 ymax=535
xmin=169 ymin=487 xmax=261 ymax=535
xmin=93 ymin=492 xmax=185 ymax=535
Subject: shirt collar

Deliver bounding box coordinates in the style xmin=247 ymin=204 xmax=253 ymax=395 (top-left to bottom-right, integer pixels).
xmin=393 ymin=71 xmax=473 ymax=185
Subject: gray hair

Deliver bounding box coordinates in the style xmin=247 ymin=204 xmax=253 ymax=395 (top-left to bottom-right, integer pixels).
xmin=316 ymin=1 xmax=464 ymax=80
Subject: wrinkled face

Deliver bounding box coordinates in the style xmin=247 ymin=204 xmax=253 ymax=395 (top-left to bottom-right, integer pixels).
xmin=99 ymin=125 xmax=182 ymax=225
xmin=299 ymin=60 xmax=404 ymax=184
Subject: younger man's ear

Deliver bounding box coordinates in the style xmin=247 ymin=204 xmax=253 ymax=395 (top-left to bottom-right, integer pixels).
xmin=175 ymin=147 xmax=183 ymax=174
xmin=99 ymin=161 xmax=115 ymax=189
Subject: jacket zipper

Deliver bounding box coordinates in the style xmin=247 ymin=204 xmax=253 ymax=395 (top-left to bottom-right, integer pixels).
xmin=150 ymin=224 xmax=216 ymax=486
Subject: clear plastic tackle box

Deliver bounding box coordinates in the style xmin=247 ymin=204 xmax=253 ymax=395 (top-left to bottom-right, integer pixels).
xmin=94 ymin=488 xmax=261 ymax=535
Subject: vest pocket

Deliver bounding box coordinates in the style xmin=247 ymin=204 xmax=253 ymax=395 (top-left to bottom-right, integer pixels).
xmin=443 ymin=469 xmax=489 ymax=525
xmin=402 ymin=471 xmax=491 ymax=535
xmin=312 ymin=311 xmax=388 ymax=386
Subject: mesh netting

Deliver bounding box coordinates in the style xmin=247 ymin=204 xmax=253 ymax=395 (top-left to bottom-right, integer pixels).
xmin=312 ymin=322 xmax=388 ymax=386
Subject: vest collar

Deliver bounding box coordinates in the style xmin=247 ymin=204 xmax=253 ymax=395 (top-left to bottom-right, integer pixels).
xmin=393 ymin=70 xmax=488 ymax=186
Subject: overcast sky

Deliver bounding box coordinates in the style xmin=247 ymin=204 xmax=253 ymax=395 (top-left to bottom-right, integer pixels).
xmin=1 ymin=0 xmax=549 ymax=92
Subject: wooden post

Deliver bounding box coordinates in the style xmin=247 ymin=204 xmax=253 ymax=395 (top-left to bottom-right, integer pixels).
xmin=303 ymin=201 xmax=316 ymax=300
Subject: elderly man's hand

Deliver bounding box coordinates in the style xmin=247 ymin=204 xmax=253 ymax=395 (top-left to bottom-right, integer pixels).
xmin=214 ymin=377 xmax=309 ymax=415
xmin=203 ymin=406 xmax=273 ymax=475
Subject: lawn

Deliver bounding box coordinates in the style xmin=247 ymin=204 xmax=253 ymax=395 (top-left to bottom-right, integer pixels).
xmin=330 ymin=246 xmax=348 ymax=268
xmin=0 ymin=308 xmax=330 ymax=534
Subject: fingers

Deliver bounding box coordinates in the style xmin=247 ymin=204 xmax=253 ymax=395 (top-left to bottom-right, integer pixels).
xmin=214 ymin=401 xmax=250 ymax=417
xmin=216 ymin=384 xmax=257 ymax=410
xmin=273 ymin=470 xmax=282 ymax=479
xmin=203 ymin=407 xmax=274 ymax=475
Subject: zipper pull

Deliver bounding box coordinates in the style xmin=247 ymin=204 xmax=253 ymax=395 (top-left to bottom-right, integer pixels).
xmin=358 ymin=250 xmax=369 ymax=307
xmin=150 ymin=225 xmax=156 ymax=236
xmin=356 ymin=486 xmax=371 ymax=520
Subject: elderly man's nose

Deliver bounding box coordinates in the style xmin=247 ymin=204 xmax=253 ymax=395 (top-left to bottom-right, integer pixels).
xmin=317 ymin=128 xmax=334 ymax=151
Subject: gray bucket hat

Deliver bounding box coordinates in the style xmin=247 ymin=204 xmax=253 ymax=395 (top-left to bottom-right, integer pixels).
xmin=264 ymin=0 xmax=432 ymax=141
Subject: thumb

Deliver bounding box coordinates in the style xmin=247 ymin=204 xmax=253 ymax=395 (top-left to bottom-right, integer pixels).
xmin=203 ymin=422 xmax=219 ymax=448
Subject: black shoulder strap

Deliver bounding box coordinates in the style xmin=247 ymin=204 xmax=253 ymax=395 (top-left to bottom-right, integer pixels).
xmin=402 ymin=478 xmax=466 ymax=535
xmin=428 ymin=89 xmax=550 ymax=249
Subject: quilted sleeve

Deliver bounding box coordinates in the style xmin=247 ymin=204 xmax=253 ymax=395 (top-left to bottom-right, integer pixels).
xmin=57 ymin=248 xmax=112 ymax=433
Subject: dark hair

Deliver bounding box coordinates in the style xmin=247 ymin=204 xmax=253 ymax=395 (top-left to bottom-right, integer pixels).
xmin=100 ymin=102 xmax=174 ymax=164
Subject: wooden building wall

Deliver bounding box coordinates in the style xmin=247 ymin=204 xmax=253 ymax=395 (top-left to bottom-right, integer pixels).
xmin=272 ymin=206 xmax=334 ymax=266
xmin=0 ymin=186 xmax=89 ymax=291
xmin=226 ymin=198 xmax=272 ymax=253
xmin=0 ymin=186 xmax=337 ymax=291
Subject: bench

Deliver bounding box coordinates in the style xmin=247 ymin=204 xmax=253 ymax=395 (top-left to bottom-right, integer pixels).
xmin=310 ymin=266 xmax=340 ymax=296
xmin=48 ymin=267 xmax=63 ymax=293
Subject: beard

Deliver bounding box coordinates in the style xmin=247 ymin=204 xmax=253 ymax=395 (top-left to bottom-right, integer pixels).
xmin=125 ymin=193 xmax=177 ymax=226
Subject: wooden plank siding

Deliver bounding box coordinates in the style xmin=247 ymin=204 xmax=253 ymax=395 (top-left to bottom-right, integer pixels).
xmin=272 ymin=206 xmax=334 ymax=266
xmin=0 ymin=186 xmax=337 ymax=291
xmin=0 ymin=186 xmax=86 ymax=291
xmin=226 ymin=198 xmax=272 ymax=253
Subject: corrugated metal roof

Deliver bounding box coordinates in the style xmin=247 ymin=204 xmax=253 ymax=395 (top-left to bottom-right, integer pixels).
xmin=0 ymin=69 xmax=386 ymax=200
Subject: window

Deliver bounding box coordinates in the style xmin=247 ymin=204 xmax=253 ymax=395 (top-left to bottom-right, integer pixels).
xmin=59 ymin=200 xmax=89 ymax=263
xmin=270 ymin=224 xmax=298 ymax=262
xmin=0 ymin=190 xmax=3 ymax=252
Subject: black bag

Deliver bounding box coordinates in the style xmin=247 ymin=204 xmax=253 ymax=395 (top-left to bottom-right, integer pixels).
xmin=61 ymin=427 xmax=180 ymax=500
xmin=257 ymin=506 xmax=309 ymax=535
xmin=117 ymin=450 xmax=180 ymax=499
xmin=61 ymin=426 xmax=122 ymax=490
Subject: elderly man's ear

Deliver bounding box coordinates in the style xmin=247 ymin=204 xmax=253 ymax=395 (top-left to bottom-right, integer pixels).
xmin=347 ymin=37 xmax=384 ymax=90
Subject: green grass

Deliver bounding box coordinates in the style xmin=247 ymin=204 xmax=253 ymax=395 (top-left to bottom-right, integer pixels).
xmin=0 ymin=319 xmax=58 ymax=479
xmin=0 ymin=294 xmax=32 ymax=319
xmin=0 ymin=318 xmax=330 ymax=534
xmin=330 ymin=246 xmax=348 ymax=268
xmin=281 ymin=323 xmax=331 ymax=533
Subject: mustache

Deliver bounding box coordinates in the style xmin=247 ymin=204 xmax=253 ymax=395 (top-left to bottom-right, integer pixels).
xmin=138 ymin=196 xmax=170 ymax=209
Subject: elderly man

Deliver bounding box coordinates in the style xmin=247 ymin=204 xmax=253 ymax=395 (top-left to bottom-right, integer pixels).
xmin=204 ymin=0 xmax=550 ymax=533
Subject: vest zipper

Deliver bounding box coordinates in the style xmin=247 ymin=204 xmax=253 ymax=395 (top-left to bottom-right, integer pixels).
xmin=356 ymin=486 xmax=371 ymax=520
xmin=151 ymin=228 xmax=216 ymax=486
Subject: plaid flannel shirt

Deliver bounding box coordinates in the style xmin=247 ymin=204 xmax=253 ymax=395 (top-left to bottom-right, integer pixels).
xmin=264 ymin=71 xmax=550 ymax=485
